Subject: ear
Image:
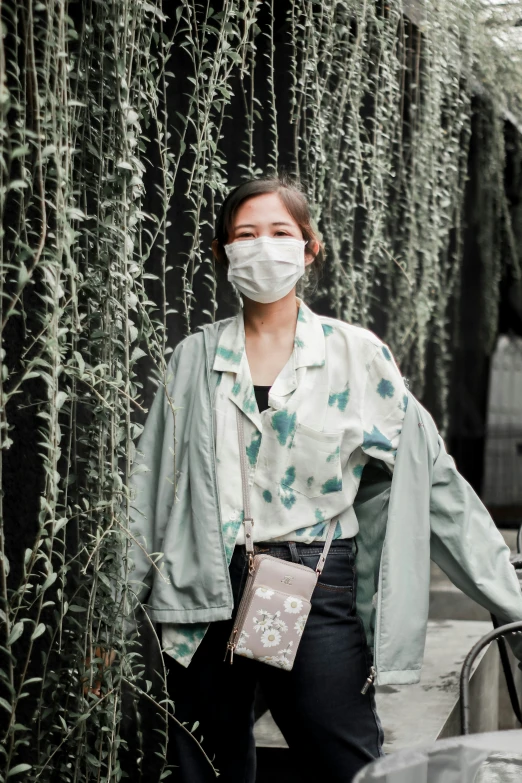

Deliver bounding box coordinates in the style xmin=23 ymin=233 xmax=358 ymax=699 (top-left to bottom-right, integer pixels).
xmin=212 ymin=238 xmax=226 ymax=265
xmin=305 ymin=238 xmax=320 ymax=267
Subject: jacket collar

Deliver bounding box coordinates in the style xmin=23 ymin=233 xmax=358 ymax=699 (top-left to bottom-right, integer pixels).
xmin=212 ymin=309 xmax=246 ymax=374
xmin=293 ymin=297 xmax=326 ymax=369
xmin=212 ymin=297 xmax=326 ymax=375
xmin=211 ymin=298 xmax=326 ymax=429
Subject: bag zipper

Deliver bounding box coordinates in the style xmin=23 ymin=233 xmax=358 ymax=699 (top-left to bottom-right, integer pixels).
xmin=224 ymin=556 xmax=264 ymax=663
xmin=225 ymin=587 xmax=256 ymax=663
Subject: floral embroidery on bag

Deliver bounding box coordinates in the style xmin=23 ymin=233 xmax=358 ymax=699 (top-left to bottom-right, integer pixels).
xmin=253 ymin=607 xmax=288 ymax=633
xmin=284 ymin=596 xmax=303 ymax=614
xmin=271 ymin=612 xmax=288 ymax=633
xmin=253 ymin=609 xmax=273 ymax=632
xmin=261 ymin=628 xmax=281 ymax=647
xmin=236 ymin=629 xmax=254 ymax=658
xmin=276 ymin=642 xmax=294 ymax=669
xmin=255 ymin=587 xmax=274 ymax=599
xmin=235 ymin=576 xmax=314 ymax=669
xmin=260 ymin=641 xmax=294 ymax=669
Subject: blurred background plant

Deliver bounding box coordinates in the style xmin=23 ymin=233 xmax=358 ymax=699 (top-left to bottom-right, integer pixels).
xmin=1 ymin=0 xmax=521 ymax=780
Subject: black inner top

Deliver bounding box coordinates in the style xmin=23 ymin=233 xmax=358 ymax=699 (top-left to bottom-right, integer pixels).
xmin=253 ymin=385 xmax=271 ymax=413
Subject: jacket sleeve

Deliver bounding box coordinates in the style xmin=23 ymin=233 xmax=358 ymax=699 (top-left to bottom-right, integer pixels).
xmin=116 ymin=347 xmax=180 ymax=631
xmin=429 ymin=433 xmax=522 ymax=661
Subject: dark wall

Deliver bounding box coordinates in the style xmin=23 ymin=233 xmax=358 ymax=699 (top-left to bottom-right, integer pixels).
xmin=448 ymin=103 xmax=522 ymax=496
xmin=6 ymin=2 xmax=522 ymax=577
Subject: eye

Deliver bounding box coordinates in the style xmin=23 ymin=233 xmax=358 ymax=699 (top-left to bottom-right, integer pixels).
xmin=274 ymin=230 xmax=290 ymax=236
xmin=236 ymin=232 xmax=254 ymax=239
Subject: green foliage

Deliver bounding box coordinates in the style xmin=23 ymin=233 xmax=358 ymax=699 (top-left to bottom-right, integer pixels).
xmin=0 ymin=1 xmax=185 ymax=780
xmin=0 ymin=0 xmax=521 ymax=781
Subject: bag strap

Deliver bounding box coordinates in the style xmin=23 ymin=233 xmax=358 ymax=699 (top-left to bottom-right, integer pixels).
xmin=236 ymin=406 xmax=255 ymax=557
xmin=236 ymin=407 xmax=338 ymax=576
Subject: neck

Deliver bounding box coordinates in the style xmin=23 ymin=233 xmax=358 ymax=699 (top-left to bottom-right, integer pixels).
xmin=242 ymin=291 xmax=299 ymax=337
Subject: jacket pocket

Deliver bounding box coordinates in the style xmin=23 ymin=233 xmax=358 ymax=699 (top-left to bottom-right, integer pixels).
xmin=284 ymin=423 xmax=343 ymax=498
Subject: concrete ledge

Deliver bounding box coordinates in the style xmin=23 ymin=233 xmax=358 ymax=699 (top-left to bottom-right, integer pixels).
xmin=429 ymin=581 xmax=491 ymax=621
xmin=429 ymin=561 xmax=491 ymax=621
xmin=375 ymin=620 xmax=497 ymax=752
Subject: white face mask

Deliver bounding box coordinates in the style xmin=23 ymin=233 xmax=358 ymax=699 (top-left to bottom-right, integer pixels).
xmin=224 ymin=235 xmax=307 ymax=304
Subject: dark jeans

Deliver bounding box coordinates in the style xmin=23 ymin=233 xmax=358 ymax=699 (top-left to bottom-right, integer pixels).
xmin=162 ymin=538 xmax=384 ymax=782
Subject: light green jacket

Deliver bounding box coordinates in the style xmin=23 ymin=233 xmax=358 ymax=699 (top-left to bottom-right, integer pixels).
xmin=123 ymin=318 xmax=522 ymax=686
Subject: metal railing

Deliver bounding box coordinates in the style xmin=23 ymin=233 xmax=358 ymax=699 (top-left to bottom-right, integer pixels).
xmin=460 ymin=619 xmax=522 ymax=734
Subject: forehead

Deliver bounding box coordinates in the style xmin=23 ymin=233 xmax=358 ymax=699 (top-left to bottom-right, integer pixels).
xmin=231 ymin=192 xmax=298 ymax=226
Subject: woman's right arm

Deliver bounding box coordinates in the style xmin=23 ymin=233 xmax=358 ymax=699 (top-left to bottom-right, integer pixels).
xmin=119 ymin=345 xmax=181 ymax=617
xmin=84 ymin=347 xmax=181 ymax=696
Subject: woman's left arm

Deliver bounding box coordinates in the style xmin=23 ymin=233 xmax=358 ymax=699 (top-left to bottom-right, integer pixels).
xmin=363 ymin=342 xmax=522 ymax=661
xmin=429 ymin=429 xmax=522 ymax=661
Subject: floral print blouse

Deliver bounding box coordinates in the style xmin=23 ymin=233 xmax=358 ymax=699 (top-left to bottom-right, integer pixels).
xmin=161 ymin=297 xmax=408 ymax=667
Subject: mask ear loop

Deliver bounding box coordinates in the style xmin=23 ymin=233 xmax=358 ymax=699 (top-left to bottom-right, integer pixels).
xmin=303 ymin=239 xmax=312 ymax=260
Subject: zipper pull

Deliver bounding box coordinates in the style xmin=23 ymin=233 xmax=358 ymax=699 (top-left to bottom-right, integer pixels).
xmin=361 ymin=666 xmax=376 ymax=695
xmin=224 ymin=628 xmax=238 ymax=664
xmin=224 ymin=642 xmax=236 ymax=664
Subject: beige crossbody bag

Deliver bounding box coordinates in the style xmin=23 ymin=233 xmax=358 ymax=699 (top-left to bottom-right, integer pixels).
xmin=225 ymin=408 xmax=338 ymax=671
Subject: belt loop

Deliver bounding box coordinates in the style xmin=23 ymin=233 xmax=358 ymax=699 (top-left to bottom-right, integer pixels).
xmin=288 ymin=542 xmax=300 ymax=563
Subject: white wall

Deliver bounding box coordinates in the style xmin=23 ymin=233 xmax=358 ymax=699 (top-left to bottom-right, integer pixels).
xmin=482 ymin=335 xmax=522 ymax=507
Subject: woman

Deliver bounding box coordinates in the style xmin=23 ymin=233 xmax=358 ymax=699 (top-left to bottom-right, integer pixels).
xmin=118 ymin=176 xmax=522 ymax=782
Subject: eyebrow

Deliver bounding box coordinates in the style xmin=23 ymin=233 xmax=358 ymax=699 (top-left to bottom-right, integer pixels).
xmin=234 ymin=221 xmax=294 ymax=229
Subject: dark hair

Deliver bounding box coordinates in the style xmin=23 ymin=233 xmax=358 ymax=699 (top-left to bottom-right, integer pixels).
xmin=212 ymin=174 xmax=325 ymax=286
